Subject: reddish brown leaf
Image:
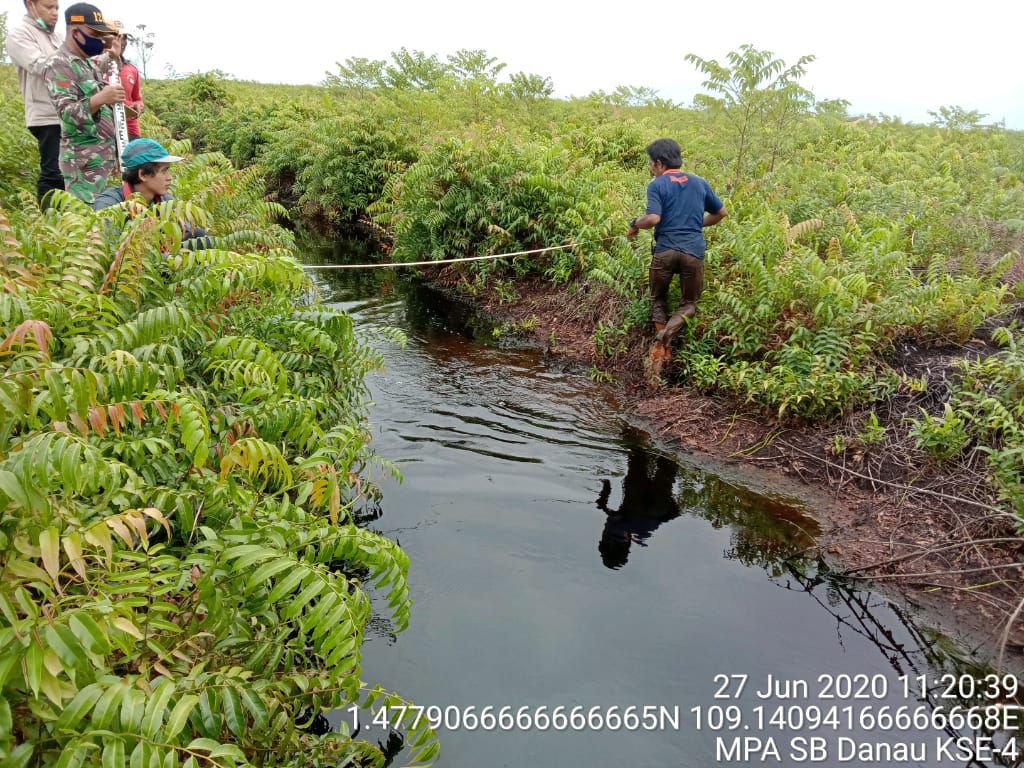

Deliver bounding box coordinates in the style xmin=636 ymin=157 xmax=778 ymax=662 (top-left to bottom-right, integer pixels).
xmin=31 ymin=322 xmax=53 ymax=357
xmin=69 ymin=413 xmax=88 ymax=435
xmin=88 ymin=406 xmax=106 ymax=437
xmin=130 ymin=401 xmax=145 ymax=424
xmin=108 ymin=404 xmax=124 ymax=434
xmin=0 ymin=320 xmax=53 ymax=358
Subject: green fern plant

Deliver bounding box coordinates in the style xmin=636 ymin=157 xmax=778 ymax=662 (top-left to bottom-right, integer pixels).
xmin=0 ymin=151 xmax=435 ymax=766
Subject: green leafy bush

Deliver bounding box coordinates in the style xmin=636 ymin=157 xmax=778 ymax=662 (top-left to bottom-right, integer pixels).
xmin=677 ymin=203 xmax=1010 ymax=417
xmin=0 ymin=152 xmax=434 ymax=766
xmin=370 ymin=134 xmax=647 ymax=289
xmin=134 ymin=48 xmax=1024 ymax=427
xmin=266 ymin=110 xmax=420 ymax=232
xmin=0 ymin=66 xmax=36 ymax=207
xmin=911 ymin=332 xmax=1024 ymax=516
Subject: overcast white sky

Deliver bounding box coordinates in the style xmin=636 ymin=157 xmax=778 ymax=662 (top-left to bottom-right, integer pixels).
xmin=11 ymin=0 xmax=1024 ymax=128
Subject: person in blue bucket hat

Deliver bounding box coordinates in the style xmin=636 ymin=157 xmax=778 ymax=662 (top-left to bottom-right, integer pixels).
xmin=93 ymin=137 xmax=183 ymax=208
xmin=94 ymin=137 xmax=211 ymax=247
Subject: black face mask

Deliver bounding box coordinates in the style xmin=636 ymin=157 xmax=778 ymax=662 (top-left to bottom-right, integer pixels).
xmin=74 ymin=28 xmax=106 ymax=57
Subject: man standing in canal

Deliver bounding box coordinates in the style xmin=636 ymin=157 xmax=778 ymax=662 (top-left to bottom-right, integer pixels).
xmin=6 ymin=0 xmax=65 ymax=204
xmin=44 ymin=2 xmax=124 ymax=204
xmin=627 ymin=138 xmax=727 ymax=372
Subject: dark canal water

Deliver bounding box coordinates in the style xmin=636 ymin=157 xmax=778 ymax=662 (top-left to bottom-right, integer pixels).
xmin=306 ymin=250 xmax=1021 ymax=768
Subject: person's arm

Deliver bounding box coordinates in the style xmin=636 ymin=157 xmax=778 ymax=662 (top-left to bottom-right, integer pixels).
xmin=92 ymin=189 xmax=122 ymax=211
xmin=596 ymin=479 xmax=621 ymax=515
xmin=627 ymin=182 xmax=663 ymax=238
xmin=182 ymin=226 xmax=214 ymax=251
xmin=704 ymin=208 xmax=727 ymax=227
xmin=7 ymin=26 xmax=51 ymax=76
xmin=703 ymin=187 xmax=727 ymax=227
xmin=88 ymin=85 xmax=123 ymax=115
xmin=47 ymin=55 xmax=123 ymax=122
xmin=627 ymin=213 xmax=661 ymax=237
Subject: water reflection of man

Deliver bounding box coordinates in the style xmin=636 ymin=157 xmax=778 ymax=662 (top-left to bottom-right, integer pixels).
xmin=597 ymin=447 xmax=681 ymax=569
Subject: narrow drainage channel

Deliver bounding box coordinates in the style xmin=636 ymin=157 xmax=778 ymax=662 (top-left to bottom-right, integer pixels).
xmin=304 ymin=242 xmax=1022 ymax=768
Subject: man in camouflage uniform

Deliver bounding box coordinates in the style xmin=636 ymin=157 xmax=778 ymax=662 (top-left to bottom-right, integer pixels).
xmin=44 ymin=3 xmax=124 ymax=203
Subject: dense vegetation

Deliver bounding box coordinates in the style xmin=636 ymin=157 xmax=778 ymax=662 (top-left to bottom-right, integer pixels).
xmin=0 ymin=65 xmax=436 ymax=767
xmin=129 ymin=48 xmax=1024 ymax=514
xmin=1 ymin=36 xmax=1023 ymax=764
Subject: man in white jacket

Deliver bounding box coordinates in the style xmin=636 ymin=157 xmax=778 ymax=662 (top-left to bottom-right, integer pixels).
xmin=6 ymin=0 xmax=65 ymax=203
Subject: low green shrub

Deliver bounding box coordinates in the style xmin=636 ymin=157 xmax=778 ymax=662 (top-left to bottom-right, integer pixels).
xmin=370 ymin=135 xmax=647 ymax=290
xmin=0 ymin=151 xmax=434 ymax=766
xmin=910 ymin=331 xmax=1024 ymax=516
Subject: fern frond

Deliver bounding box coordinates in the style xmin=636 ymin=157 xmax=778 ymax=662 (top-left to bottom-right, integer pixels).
xmin=785 ymin=218 xmax=823 ymax=246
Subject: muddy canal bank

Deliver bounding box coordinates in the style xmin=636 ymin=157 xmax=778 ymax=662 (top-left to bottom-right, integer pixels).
xmin=303 ymin=246 xmax=1023 ymax=767
xmin=419 ymin=270 xmax=1024 ymax=666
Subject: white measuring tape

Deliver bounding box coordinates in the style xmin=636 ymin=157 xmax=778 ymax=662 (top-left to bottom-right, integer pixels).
xmin=301 ymin=241 xmax=602 ymax=270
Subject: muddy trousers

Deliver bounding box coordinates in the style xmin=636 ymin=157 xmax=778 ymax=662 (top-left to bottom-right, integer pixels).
xmin=27 ymin=125 xmax=64 ymax=206
xmin=649 ymin=249 xmax=704 ymax=342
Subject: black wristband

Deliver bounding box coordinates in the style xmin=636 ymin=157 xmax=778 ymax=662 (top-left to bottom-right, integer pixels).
xmin=630 ymin=217 xmax=639 ymax=229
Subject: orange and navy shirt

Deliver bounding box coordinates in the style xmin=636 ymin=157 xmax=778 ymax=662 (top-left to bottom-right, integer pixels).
xmin=645 ymin=170 xmax=723 ymax=259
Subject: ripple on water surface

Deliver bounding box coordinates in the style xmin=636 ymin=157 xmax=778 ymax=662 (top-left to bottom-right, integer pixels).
xmin=308 ymin=261 xmax=1014 ymax=768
